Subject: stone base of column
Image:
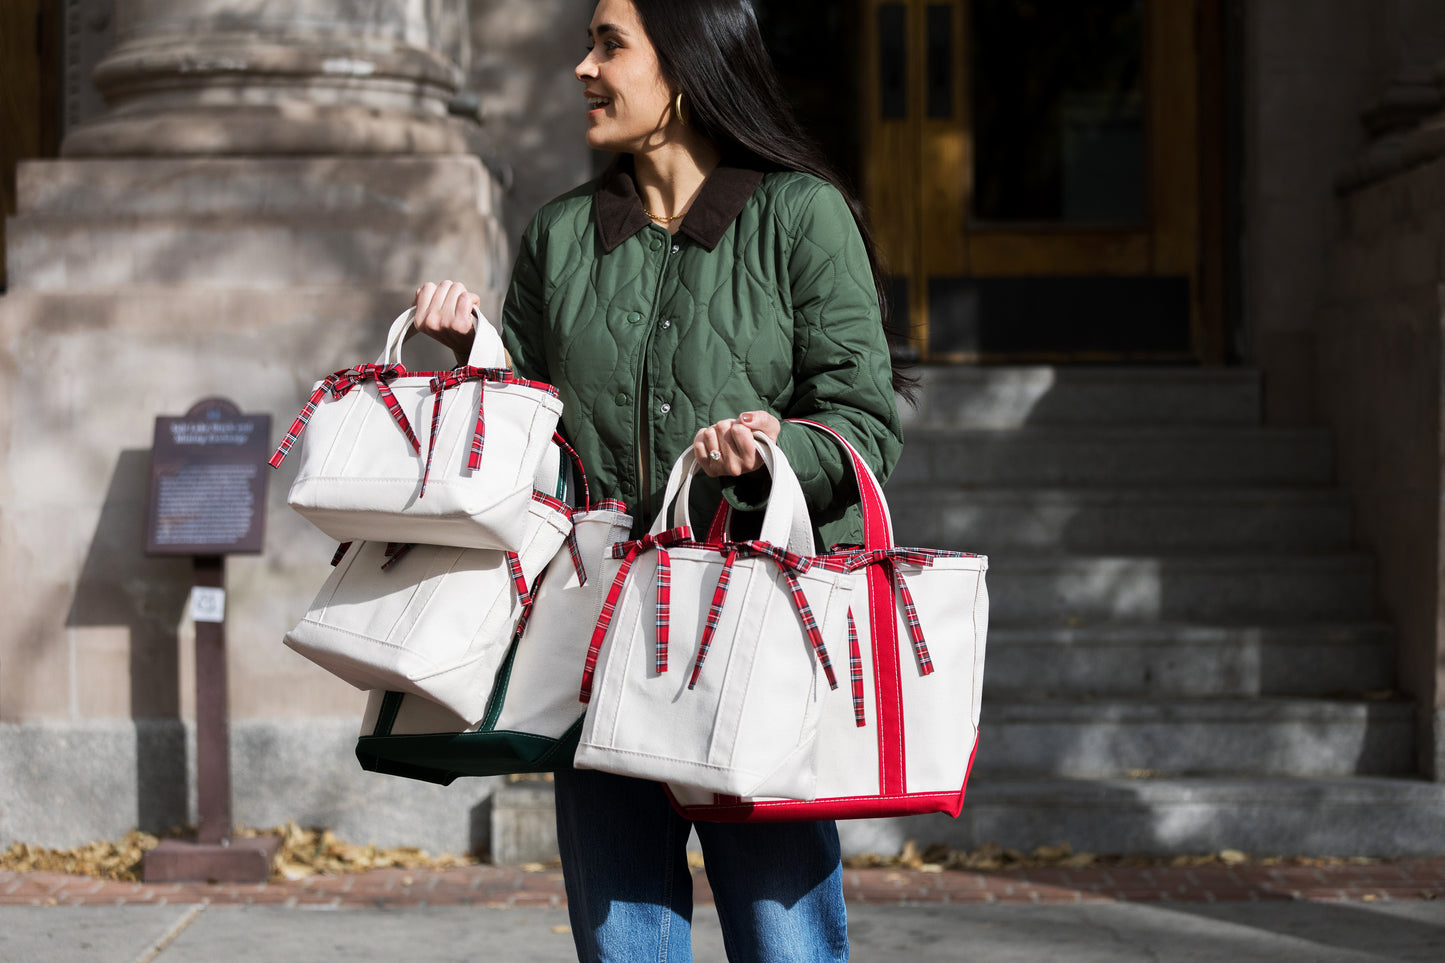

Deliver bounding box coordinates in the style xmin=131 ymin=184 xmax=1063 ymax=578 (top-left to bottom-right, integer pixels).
xmin=7 ymin=155 xmax=507 ymax=314
xmin=61 ymin=104 xmax=474 ymax=158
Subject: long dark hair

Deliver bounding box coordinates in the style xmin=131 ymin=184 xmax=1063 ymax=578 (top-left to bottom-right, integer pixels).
xmin=626 ymin=0 xmax=916 ymax=399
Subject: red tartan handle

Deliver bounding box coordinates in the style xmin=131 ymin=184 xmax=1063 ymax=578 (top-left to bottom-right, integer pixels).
xmin=551 ymin=432 xmax=592 ymax=511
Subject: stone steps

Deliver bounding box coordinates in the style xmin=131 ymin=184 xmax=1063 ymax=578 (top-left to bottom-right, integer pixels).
xmin=972 ymin=697 xmax=1415 ymax=778
xmin=892 ymin=426 xmax=1335 ymax=487
xmin=846 ymin=364 xmax=1423 ymax=858
xmin=898 ymin=365 xmax=1262 ymax=428
xmin=887 ymin=486 xmax=1352 ymax=554
xmin=986 ymin=553 xmax=1377 ymax=623
xmin=982 ymin=622 xmax=1396 ymax=698
xmin=838 ymin=776 xmax=1445 ymax=859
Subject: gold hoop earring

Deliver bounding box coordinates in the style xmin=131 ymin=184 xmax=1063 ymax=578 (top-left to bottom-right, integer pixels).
xmin=674 ymin=91 xmax=689 ymax=127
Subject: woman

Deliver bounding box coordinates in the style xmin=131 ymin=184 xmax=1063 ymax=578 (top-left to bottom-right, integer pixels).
xmin=413 ymin=1 xmax=905 ymax=958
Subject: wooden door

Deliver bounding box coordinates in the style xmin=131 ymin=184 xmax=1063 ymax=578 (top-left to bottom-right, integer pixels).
xmin=863 ymin=0 xmax=1224 ymax=362
xmin=1 ymin=0 xmax=62 ymax=291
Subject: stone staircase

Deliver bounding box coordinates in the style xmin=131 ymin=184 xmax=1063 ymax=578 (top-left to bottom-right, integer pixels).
xmin=861 ymin=365 xmax=1445 ymax=859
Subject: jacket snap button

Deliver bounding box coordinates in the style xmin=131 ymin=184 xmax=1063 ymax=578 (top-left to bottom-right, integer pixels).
xmin=661 ymin=319 xmax=672 ymax=329
xmin=660 ymin=403 xmax=672 ymax=414
xmin=650 ymin=237 xmax=663 ymax=252
xmin=671 ymin=243 xmax=681 ymax=254
xmin=615 ymin=392 xmax=629 ymax=406
xmin=626 ymin=311 xmax=642 ymax=323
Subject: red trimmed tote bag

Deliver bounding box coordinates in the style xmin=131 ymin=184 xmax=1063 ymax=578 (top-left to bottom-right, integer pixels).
xmin=572 ymin=433 xmax=855 ymax=800
xmin=667 ymin=420 xmax=989 ymax=821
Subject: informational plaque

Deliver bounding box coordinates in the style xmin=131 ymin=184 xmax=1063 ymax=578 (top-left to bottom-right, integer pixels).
xmin=141 ymin=396 xmax=283 ymax=883
xmin=145 ymin=397 xmax=271 ymax=556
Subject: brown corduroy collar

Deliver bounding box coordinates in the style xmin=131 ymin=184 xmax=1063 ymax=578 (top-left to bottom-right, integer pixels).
xmin=594 ymin=158 xmax=765 ymax=253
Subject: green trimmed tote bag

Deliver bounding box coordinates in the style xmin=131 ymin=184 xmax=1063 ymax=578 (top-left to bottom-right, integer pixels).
xmin=355 ymin=495 xmax=633 ymax=783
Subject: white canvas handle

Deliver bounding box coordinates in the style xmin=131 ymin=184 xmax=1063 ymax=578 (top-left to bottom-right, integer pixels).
xmin=651 ymin=433 xmax=815 ymax=557
xmin=378 ymin=307 xmax=508 ymax=369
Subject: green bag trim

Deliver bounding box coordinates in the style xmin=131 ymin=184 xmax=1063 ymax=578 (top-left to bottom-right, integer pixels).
xmin=355 ymin=716 xmax=584 ymax=785
xmin=357 ymin=580 xmax=585 ymax=784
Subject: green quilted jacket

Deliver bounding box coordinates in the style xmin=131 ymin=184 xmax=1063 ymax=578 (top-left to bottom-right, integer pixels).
xmin=501 ymin=160 xmax=904 ymax=549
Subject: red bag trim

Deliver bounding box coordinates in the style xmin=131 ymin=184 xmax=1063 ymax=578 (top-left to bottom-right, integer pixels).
xmin=790 ymin=419 xmax=905 ymax=795
xmin=663 ymin=737 xmax=979 ymax=822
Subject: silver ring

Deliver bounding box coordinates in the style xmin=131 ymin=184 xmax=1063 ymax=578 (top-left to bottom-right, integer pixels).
xmin=708 ymin=450 xmax=722 ymax=461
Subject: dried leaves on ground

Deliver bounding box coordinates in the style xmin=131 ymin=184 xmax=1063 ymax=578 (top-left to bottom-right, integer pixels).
xmin=841 ymin=840 xmax=1382 ymax=873
xmin=0 ymin=830 xmax=161 ymax=882
xmin=1 ymin=823 xmax=477 ymax=883
xmin=3 ymin=830 xmax=1384 ymax=884
xmin=242 ymin=824 xmax=476 ymax=882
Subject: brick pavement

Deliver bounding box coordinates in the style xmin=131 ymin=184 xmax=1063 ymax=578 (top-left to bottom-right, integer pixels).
xmin=3 ymin=860 xmax=1443 ymax=909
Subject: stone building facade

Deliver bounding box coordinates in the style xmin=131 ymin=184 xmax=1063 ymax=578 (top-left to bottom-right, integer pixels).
xmin=3 ymin=0 xmax=1445 ymax=859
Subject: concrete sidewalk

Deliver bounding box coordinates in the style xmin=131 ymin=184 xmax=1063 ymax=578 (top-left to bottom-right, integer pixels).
xmin=4 ymin=901 xmax=1445 ymax=962
xmin=4 ymin=861 xmax=1445 ymax=962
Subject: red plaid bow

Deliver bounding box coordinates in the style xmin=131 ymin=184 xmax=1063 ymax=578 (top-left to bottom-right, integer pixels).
xmin=270 ymin=364 xmax=418 ymax=468
xmin=418 ymin=366 xmax=511 ymax=497
xmin=687 ymin=540 xmax=839 ymax=693
xmin=848 ymin=548 xmax=941 ymax=675
xmin=577 ymin=526 xmax=696 ymax=703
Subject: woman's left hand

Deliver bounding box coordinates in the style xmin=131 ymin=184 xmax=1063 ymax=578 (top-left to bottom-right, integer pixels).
xmin=693 ymin=411 xmax=781 ymax=477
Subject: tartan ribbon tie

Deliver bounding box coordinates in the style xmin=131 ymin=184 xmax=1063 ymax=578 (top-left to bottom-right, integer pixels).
xmin=420 ymin=366 xmax=511 ymax=498
xmin=504 ymin=551 xmax=532 ymax=609
xmin=849 ymin=549 xmax=938 ymax=675
xmin=846 ymin=609 xmax=866 ymax=727
xmin=687 ymin=540 xmax=839 ymax=693
xmin=564 ymin=529 xmax=588 ymax=587
xmin=269 ymin=364 xmax=417 ymax=468
xmin=577 ymin=526 xmax=695 ymax=703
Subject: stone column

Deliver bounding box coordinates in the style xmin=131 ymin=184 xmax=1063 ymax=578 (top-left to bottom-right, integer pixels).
xmin=64 ymin=0 xmax=472 ymax=156
xmin=0 ymin=0 xmax=508 ymax=851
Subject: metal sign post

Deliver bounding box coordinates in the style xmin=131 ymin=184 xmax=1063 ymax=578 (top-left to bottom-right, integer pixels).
xmin=141 ymin=397 xmax=279 ymax=883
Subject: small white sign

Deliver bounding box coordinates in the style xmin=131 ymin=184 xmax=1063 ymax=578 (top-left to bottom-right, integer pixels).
xmin=190 ymin=586 xmax=226 ymax=624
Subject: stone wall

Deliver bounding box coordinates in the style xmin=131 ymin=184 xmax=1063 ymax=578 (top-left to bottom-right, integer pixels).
xmin=465 ymin=0 xmax=598 ymax=242
xmin=1319 ymin=151 xmax=1445 ymax=779
xmin=0 ymin=0 xmax=517 ymax=852
xmin=1240 ymin=0 xmax=1375 ymax=425
xmin=1247 ymin=0 xmax=1445 ymax=777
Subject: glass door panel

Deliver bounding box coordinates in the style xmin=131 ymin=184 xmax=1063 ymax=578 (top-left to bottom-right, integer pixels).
xmin=863 ymin=0 xmax=1215 ymax=362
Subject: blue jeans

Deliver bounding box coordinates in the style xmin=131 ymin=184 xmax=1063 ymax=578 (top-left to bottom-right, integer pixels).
xmin=554 ymin=766 xmax=849 ymax=962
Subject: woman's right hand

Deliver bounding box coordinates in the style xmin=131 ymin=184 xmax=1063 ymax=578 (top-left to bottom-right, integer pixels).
xmin=413 ymin=280 xmax=480 ymax=363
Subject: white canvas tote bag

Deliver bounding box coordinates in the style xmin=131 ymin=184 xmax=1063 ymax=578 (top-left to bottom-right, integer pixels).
xmin=573 ymin=434 xmax=853 ymax=801
xmin=283 ymin=460 xmax=573 ymax=725
xmin=270 ymin=307 xmax=564 ymax=551
xmin=668 ymin=420 xmax=989 ymax=821
xmin=350 ymin=445 xmax=635 ymax=781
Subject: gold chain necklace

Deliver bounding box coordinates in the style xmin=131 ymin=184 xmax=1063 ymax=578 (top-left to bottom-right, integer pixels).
xmin=641 ymin=205 xmax=687 ymax=222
